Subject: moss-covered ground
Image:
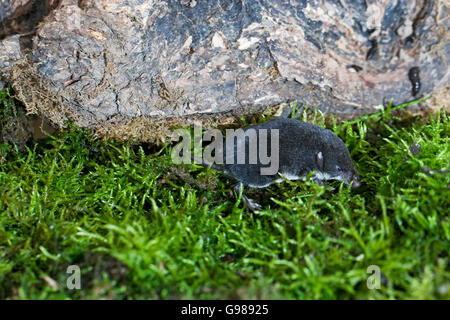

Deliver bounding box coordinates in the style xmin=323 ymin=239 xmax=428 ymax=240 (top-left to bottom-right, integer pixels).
xmin=0 ymin=87 xmax=449 ymax=299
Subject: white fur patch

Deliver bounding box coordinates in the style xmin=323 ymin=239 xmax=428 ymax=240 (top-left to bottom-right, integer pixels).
xmin=280 ymin=172 xmax=301 ymax=180
xmin=249 ymin=171 xmax=346 ymax=188
xmin=248 ymin=181 xmax=273 ymax=188
xmin=313 ymin=171 xmax=330 ymax=181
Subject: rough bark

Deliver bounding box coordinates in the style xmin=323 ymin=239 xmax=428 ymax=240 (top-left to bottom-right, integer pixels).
xmin=0 ymin=0 xmax=449 ymax=143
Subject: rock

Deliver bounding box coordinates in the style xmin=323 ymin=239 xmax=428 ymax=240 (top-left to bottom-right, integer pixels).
xmin=0 ymin=0 xmax=449 ymax=143
xmin=0 ymin=0 xmax=60 ymax=39
xmin=0 ymin=87 xmax=56 ymax=149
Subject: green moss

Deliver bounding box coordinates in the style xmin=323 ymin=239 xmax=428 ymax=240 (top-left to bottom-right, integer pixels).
xmin=0 ymin=89 xmax=448 ymax=299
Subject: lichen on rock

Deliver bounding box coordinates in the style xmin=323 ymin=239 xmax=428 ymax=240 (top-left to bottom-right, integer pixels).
xmin=0 ymin=0 xmax=449 ymax=143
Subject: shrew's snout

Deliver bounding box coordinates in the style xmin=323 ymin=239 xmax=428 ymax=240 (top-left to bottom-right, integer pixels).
xmin=351 ymin=175 xmax=361 ymax=189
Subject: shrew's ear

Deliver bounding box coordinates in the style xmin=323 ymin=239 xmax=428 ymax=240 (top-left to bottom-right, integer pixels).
xmin=316 ymin=151 xmax=324 ymax=171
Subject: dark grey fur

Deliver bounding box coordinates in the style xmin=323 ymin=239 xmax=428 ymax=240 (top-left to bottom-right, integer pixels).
xmin=220 ymin=118 xmax=360 ymax=188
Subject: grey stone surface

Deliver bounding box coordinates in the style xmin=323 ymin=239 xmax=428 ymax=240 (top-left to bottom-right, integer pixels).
xmin=0 ymin=0 xmax=449 ymax=141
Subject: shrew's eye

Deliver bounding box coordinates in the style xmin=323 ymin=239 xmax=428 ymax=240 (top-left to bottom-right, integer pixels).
xmin=336 ymin=165 xmax=342 ymax=172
